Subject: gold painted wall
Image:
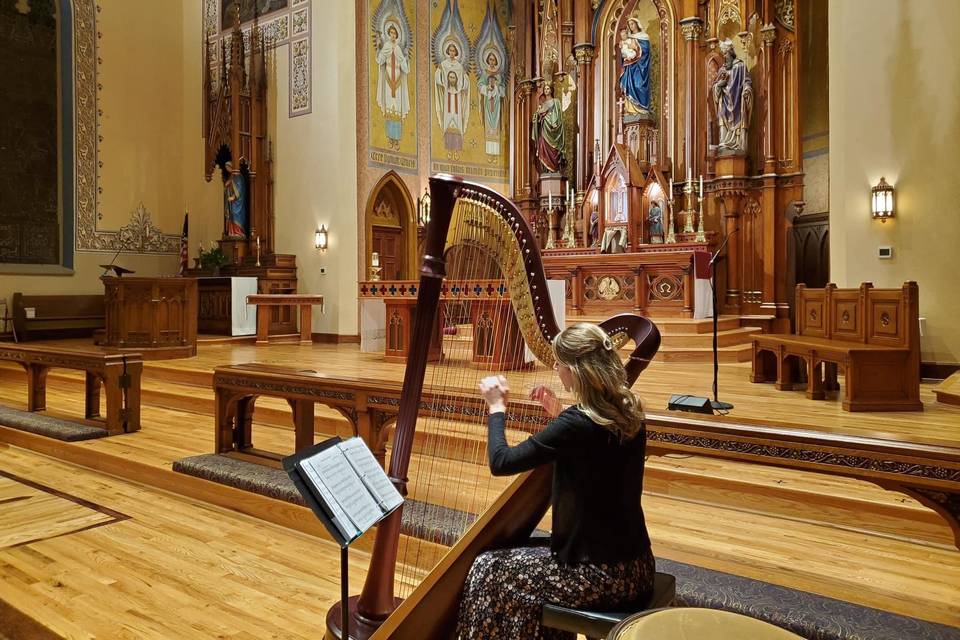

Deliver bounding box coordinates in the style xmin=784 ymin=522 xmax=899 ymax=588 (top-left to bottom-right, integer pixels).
xmin=367 ymin=0 xmax=418 ymax=172
xmin=829 ymin=0 xmax=960 ymax=363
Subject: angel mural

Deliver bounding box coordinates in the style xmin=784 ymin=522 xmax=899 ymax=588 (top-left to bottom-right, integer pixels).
xmin=474 ymin=4 xmax=508 ymax=159
xmin=433 ymin=0 xmax=472 ymax=155
xmin=372 ymin=0 xmax=413 ymax=149
xmin=618 ymin=17 xmax=652 ymax=115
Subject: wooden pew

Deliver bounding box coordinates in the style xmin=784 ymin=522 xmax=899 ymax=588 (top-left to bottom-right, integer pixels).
xmin=11 ymin=292 xmax=105 ymax=341
xmin=0 ymin=344 xmax=142 ymax=434
xmin=212 ymin=364 xmax=960 ymax=551
xmin=752 ymin=282 xmax=922 ymax=411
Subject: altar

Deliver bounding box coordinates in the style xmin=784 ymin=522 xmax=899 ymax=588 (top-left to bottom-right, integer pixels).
xmin=196 ymin=277 xmax=257 ymax=336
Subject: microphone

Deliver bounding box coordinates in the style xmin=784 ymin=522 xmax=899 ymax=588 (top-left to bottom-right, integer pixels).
xmin=708 ymin=227 xmax=739 ymax=267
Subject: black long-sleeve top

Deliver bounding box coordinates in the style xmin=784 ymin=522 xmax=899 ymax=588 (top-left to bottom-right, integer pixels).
xmin=487 ymin=406 xmax=651 ymax=565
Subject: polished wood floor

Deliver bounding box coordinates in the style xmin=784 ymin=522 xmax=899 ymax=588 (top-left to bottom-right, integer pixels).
xmin=0 ymin=338 xmax=958 ymax=634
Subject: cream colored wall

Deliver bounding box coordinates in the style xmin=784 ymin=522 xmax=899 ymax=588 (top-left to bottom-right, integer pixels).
xmin=271 ymin=2 xmax=359 ymax=335
xmin=829 ymin=0 xmax=960 ymax=363
xmin=0 ymin=1 xmax=220 ymax=309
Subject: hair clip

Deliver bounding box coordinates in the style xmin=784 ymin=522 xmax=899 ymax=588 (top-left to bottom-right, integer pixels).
xmin=602 ymin=336 xmax=614 ymax=351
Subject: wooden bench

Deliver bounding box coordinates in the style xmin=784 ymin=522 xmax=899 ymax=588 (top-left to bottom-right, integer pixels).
xmin=11 ymin=292 xmax=105 ymax=341
xmin=752 ymin=282 xmax=921 ymax=412
xmin=0 ymin=344 xmax=142 ymax=434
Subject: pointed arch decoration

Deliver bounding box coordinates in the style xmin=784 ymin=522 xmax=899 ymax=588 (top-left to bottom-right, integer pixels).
xmin=364 ymin=171 xmax=418 ymax=280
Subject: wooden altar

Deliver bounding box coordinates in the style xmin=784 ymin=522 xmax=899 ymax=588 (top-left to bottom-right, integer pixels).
xmin=100 ymin=277 xmax=198 ymax=360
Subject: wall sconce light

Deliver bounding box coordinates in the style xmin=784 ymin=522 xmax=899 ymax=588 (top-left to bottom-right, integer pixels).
xmin=871 ymin=177 xmax=895 ymax=223
xmin=315 ymin=224 xmax=328 ymax=250
xmin=417 ymin=188 xmax=431 ymax=227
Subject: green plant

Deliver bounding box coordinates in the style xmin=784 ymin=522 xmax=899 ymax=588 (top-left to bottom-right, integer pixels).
xmin=199 ymin=246 xmax=229 ymax=270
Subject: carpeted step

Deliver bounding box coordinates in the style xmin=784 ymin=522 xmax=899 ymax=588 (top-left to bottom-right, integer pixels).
xmin=0 ymin=406 xmax=109 ymax=441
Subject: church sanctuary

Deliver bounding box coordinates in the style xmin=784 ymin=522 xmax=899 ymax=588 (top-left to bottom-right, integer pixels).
xmin=2 ymin=0 xmax=960 ymax=638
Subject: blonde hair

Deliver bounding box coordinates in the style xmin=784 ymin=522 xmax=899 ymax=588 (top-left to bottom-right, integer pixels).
xmin=552 ymin=323 xmax=644 ymax=440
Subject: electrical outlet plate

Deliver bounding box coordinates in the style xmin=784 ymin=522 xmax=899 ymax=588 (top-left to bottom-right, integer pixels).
xmin=319 ymin=267 xmax=327 ymax=275
xmin=878 ymin=246 xmax=893 ymax=259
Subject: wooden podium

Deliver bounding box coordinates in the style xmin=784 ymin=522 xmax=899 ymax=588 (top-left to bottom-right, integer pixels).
xmin=100 ymin=277 xmax=198 ymax=359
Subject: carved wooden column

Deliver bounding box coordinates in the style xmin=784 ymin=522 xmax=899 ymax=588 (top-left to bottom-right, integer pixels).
xmin=514 ymin=79 xmax=538 ymax=223
xmin=573 ymin=44 xmax=595 ymax=193
xmin=761 ymin=23 xmax=777 ymax=174
xmin=720 ymin=192 xmax=742 ymax=312
xmin=679 ymin=17 xmax=703 ymax=178
xmin=560 ymin=0 xmax=574 ymax=66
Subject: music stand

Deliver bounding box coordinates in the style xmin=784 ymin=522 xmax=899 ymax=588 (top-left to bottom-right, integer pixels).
xmin=99 ymin=265 xmax=135 ymax=278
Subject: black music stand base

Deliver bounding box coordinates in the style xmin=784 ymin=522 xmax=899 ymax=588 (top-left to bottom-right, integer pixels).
xmin=325 ymin=595 xmax=404 ymax=640
xmin=711 ymin=400 xmax=734 ymax=411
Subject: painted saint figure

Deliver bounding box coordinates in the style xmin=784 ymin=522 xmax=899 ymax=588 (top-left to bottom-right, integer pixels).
xmin=375 ymin=21 xmax=411 ymax=148
xmin=648 ymin=200 xmax=664 ymax=244
xmin=531 ymin=84 xmax=565 ymax=174
xmin=478 ymin=51 xmax=505 ymax=158
xmin=712 ymin=39 xmax=754 ymax=154
xmin=618 ymin=18 xmax=651 ymax=114
xmin=435 ymin=41 xmax=469 ymax=152
xmin=222 ymin=160 xmax=247 ymax=239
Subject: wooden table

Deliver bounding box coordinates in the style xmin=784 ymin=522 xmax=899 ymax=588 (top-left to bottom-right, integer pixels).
xmin=246 ymin=294 xmax=324 ymax=345
xmin=609 ymin=608 xmax=803 ymax=639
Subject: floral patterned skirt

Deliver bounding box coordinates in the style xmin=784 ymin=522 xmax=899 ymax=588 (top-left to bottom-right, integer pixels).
xmin=455 ymin=545 xmax=655 ymax=640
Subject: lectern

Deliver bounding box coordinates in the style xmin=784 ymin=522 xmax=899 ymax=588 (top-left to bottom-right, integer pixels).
xmin=100 ymin=277 xmax=198 ymax=359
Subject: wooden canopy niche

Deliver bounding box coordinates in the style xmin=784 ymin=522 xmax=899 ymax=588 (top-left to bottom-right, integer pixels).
xmin=364 ymin=172 xmax=418 ymax=281
xmin=597 ymin=144 xmax=645 ymax=252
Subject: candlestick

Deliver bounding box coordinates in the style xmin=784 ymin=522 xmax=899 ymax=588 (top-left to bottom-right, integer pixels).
xmin=668 ymin=178 xmax=673 ymax=204
xmin=695 ymin=197 xmax=707 ymax=243
xmin=255 ymin=235 xmax=261 ymax=267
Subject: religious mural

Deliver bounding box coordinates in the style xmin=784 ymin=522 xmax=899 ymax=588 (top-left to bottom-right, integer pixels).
xmin=430 ymin=0 xmax=510 ymax=183
xmin=368 ymin=0 xmax=417 ymax=172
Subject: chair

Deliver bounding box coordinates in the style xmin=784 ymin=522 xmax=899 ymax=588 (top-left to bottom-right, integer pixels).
xmin=542 ymin=571 xmax=677 ymax=640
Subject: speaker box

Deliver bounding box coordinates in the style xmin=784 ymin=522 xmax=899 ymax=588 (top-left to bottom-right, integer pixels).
xmin=667 ymin=394 xmax=714 ymax=414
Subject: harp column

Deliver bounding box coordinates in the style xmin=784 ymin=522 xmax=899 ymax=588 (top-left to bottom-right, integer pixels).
xmin=679 ymin=17 xmax=703 ymax=179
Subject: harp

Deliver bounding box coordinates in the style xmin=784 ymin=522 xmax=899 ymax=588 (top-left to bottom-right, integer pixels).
xmin=330 ymin=175 xmax=660 ymax=640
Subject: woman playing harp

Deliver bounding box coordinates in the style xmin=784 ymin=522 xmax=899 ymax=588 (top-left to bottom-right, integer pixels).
xmin=457 ymin=323 xmax=654 ymax=639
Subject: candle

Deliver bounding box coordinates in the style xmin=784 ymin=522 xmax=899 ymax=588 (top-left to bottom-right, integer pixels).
xmin=548 ymin=192 xmax=553 ymax=210
xmin=256 ymin=236 xmax=260 ymax=248
xmin=371 ymin=252 xmax=380 ymax=267
xmin=699 ymin=175 xmax=703 ymax=200
xmin=687 ymin=167 xmax=692 ymax=183
xmin=668 ymin=179 xmax=673 ymax=204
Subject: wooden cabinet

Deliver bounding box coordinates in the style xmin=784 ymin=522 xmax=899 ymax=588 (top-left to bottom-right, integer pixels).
xmin=101 ymin=277 xmax=197 ymax=359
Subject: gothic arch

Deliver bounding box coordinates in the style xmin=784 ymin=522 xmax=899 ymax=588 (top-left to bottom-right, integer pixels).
xmin=364 ymin=171 xmax=417 ymax=280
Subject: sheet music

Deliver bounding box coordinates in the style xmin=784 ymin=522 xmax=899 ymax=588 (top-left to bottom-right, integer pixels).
xmin=300 ymin=446 xmax=382 ymax=534
xmin=297 ymin=460 xmax=360 ymax=541
xmin=339 ymin=438 xmax=404 ymax=512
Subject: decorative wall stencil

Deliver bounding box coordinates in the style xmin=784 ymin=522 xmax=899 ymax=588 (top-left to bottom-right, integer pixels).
xmin=367 ymin=0 xmax=417 ymax=172
xmin=204 ymin=0 xmax=312 ymax=118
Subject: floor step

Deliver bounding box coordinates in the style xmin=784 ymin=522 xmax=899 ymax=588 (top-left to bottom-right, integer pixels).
xmin=660 ymin=327 xmax=759 ymax=348
xmin=569 ymin=315 xmax=742 ymax=334
xmin=657 ymin=343 xmax=753 ymax=363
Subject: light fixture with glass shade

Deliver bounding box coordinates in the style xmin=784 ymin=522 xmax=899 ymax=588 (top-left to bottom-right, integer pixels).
xmin=315 ymin=224 xmax=328 ymax=250
xmin=871 ymin=177 xmax=894 ymax=223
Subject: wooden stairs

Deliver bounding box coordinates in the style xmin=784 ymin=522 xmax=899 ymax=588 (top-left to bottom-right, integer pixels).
xmin=933 ymin=372 xmax=960 ymax=406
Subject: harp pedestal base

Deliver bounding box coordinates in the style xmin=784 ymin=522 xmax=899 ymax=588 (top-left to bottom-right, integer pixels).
xmin=325 ymin=595 xmax=404 ymax=640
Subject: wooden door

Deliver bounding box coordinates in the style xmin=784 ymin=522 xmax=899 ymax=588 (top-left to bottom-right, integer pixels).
xmin=372 ymin=226 xmax=404 ymax=280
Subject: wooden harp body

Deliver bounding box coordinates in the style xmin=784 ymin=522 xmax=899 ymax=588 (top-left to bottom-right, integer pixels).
xmin=338 ymin=175 xmax=660 ymax=640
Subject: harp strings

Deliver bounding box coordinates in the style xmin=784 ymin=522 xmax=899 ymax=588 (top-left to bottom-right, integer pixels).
xmin=395 ymin=193 xmax=560 ymax=597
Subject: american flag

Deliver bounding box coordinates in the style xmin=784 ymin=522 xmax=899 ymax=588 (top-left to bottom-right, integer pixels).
xmin=178 ymin=210 xmax=189 ymax=275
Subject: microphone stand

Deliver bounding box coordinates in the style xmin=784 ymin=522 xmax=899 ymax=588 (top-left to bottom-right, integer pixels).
xmin=708 ymin=228 xmax=738 ymax=411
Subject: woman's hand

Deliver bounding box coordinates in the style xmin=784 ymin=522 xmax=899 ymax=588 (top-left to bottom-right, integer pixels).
xmin=529 ymin=385 xmax=563 ymax=418
xmin=479 ymin=375 xmax=509 ymax=414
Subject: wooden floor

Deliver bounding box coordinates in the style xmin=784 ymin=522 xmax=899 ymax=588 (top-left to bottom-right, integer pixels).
xmin=0 ymin=338 xmax=958 ymax=634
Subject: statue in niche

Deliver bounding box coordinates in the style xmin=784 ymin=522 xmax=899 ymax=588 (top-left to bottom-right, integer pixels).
xmin=618 ymin=18 xmax=652 ymax=115
xmin=532 ymin=83 xmax=565 ymax=173
xmin=221 ymin=160 xmax=247 ymax=238
xmin=711 ymin=39 xmax=754 ymax=154
xmin=648 ymin=200 xmax=664 ymax=243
